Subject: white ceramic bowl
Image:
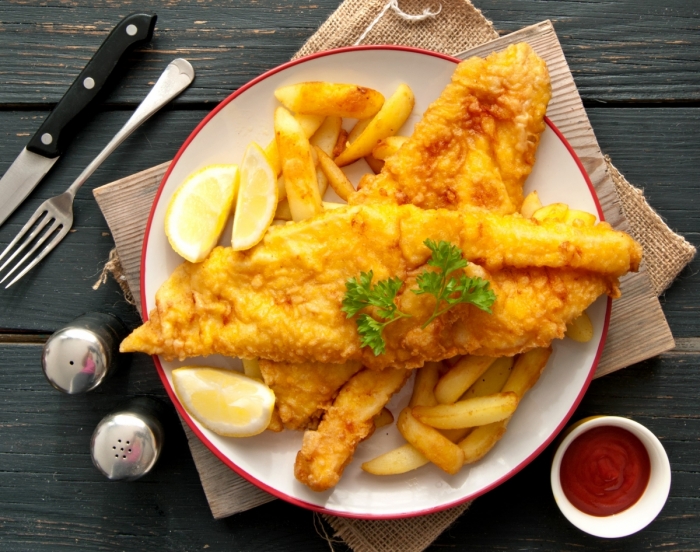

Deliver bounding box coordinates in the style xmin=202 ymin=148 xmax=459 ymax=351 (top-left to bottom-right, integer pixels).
xmin=551 ymin=416 xmax=671 ymax=538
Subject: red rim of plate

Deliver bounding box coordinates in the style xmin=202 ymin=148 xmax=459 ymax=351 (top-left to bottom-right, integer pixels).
xmin=139 ymin=45 xmax=612 ymax=520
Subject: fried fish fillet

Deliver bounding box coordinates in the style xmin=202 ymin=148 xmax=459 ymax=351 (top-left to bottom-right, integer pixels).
xmin=350 ymin=43 xmax=551 ymax=214
xmin=294 ymin=367 xmax=410 ymax=492
xmin=121 ymin=204 xmax=641 ymax=370
xmin=259 ymin=359 xmax=362 ymax=430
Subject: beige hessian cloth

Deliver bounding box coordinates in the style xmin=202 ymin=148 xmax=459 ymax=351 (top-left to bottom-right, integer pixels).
xmin=97 ymin=1 xmax=694 ymax=551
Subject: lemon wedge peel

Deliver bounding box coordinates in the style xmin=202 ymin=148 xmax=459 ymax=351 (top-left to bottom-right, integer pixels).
xmin=165 ymin=164 xmax=240 ymax=263
xmin=232 ymin=143 xmax=278 ymax=251
xmin=172 ymin=367 xmax=276 ymax=438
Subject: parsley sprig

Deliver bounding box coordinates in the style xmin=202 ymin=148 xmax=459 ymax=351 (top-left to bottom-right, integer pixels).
xmin=342 ymin=240 xmax=497 ymax=355
xmin=414 ymin=239 xmax=496 ymax=328
xmin=341 ymin=271 xmax=411 ymax=355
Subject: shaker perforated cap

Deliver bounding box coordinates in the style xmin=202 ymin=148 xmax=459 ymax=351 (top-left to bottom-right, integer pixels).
xmin=91 ymin=397 xmax=165 ymax=481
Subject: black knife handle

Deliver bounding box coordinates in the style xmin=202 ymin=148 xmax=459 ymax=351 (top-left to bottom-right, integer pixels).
xmin=26 ymin=13 xmax=157 ymax=159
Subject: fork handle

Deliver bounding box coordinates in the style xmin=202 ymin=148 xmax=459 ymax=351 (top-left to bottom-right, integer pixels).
xmin=26 ymin=14 xmax=157 ymax=159
xmin=66 ymin=59 xmax=195 ymax=198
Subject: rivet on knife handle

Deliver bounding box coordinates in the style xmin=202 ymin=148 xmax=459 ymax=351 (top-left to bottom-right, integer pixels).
xmin=26 ymin=13 xmax=157 ymax=159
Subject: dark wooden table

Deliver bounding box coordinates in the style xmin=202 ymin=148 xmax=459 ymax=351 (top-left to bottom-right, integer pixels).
xmin=1 ymin=1 xmax=698 ymax=550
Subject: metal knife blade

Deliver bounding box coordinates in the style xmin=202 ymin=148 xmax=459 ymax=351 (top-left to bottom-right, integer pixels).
xmin=0 ymin=12 xmax=157 ymax=228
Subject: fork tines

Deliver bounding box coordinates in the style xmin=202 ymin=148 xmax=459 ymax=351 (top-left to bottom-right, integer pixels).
xmin=0 ymin=199 xmax=71 ymax=289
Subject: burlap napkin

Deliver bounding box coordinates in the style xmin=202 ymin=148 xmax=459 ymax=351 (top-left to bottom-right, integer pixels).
xmin=95 ymin=1 xmax=694 ymax=551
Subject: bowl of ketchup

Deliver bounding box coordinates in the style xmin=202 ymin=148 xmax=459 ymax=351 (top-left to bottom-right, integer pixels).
xmin=551 ymin=416 xmax=671 ymax=538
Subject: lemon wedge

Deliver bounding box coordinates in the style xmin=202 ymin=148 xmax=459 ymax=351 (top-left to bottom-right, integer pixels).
xmin=172 ymin=367 xmax=276 ymax=437
xmin=165 ymin=164 xmax=239 ymax=263
xmin=232 ymin=143 xmax=278 ymax=251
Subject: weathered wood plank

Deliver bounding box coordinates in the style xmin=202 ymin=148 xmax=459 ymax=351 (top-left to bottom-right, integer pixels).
xmin=0 ymin=0 xmax=698 ymax=106
xmin=1 ymin=106 xmax=698 ymax=336
xmin=1 ymin=344 xmax=697 ymax=550
xmin=587 ymin=107 xmax=700 ymax=338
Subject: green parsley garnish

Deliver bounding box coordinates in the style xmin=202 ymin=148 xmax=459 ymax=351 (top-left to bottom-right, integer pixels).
xmin=342 ymin=241 xmax=496 ymax=355
xmin=341 ymin=270 xmax=411 ymax=355
xmin=414 ymin=239 xmax=496 ymax=328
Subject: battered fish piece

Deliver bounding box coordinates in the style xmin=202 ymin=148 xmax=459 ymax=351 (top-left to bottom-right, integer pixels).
xmin=259 ymin=359 xmax=362 ymax=430
xmin=121 ymin=204 xmax=641 ymax=369
xmin=294 ymin=367 xmax=410 ymax=492
xmin=262 ymin=43 xmax=551 ymax=435
xmin=351 ymin=43 xmax=551 ymax=213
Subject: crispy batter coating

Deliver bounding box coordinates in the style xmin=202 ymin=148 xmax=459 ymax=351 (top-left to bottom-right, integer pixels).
xmin=259 ymin=359 xmax=362 ymax=430
xmin=350 ymin=43 xmax=551 ymax=213
xmin=294 ymin=367 xmax=410 ymax=492
xmin=121 ymin=204 xmax=641 ymax=369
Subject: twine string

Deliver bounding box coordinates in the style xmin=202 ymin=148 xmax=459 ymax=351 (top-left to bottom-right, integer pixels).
xmin=355 ymin=0 xmax=442 ymax=45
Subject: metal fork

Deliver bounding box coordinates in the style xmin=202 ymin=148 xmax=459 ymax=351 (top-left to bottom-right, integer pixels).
xmin=0 ymin=58 xmax=194 ymax=289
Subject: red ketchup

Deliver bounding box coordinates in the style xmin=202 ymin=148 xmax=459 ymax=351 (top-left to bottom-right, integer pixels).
xmin=560 ymin=426 xmax=651 ymax=516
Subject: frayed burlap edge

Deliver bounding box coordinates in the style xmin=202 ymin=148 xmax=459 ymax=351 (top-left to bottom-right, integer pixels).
xmin=322 ymin=502 xmax=470 ymax=552
xmin=293 ymin=0 xmax=498 ymax=60
xmin=93 ymin=247 xmax=136 ymax=305
xmin=605 ymin=156 xmax=696 ymax=295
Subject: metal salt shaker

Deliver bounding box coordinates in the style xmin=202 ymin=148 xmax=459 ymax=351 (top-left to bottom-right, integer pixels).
xmin=41 ymin=312 xmax=127 ymax=394
xmin=91 ymin=397 xmax=166 ymax=481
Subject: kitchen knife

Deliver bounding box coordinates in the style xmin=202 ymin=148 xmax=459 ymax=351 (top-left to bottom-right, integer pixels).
xmin=0 ymin=13 xmax=157 ymax=228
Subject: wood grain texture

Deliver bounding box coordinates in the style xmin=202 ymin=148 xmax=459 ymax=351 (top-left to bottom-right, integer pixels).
xmin=1 ymin=343 xmax=697 ymax=550
xmin=0 ymin=0 xmax=697 ymax=106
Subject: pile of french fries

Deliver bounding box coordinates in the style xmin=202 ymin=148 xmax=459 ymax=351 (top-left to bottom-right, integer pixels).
xmin=261 ymin=80 xmax=415 ymax=222
xmin=359 ymin=194 xmax=598 ymax=476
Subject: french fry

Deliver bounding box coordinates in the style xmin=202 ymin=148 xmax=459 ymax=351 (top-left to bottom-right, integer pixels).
xmin=333 ymin=128 xmax=349 ymax=158
xmin=274 ymin=198 xmax=293 ymax=221
xmin=566 ymin=209 xmax=597 ymax=226
xmin=242 ymin=358 xmax=263 ymax=379
xmin=364 ymin=154 xmax=384 ymax=174
xmin=347 ymin=118 xmax=372 ymax=144
xmin=275 ymin=82 xmax=385 ymax=119
xmin=274 ymin=107 xmax=323 ymax=221
xmin=458 ymin=420 xmax=508 ymax=464
xmin=502 ymin=347 xmax=552 ymax=399
xmin=566 ymin=312 xmax=594 ymax=343
xmin=434 ymin=355 xmax=496 ymax=405
xmin=459 ymin=348 xmax=552 ymax=463
xmin=461 ymin=356 xmax=514 ymax=400
xmin=440 ymin=427 xmax=472 ymax=442
xmin=373 ymin=407 xmax=394 ymax=429
xmin=310 ymin=115 xmax=343 ymax=156
xmin=520 ymin=190 xmax=542 ymax=218
xmin=409 ymin=362 xmax=441 ymax=407
xmin=265 ymin=114 xmax=325 ymax=176
xmin=276 ymin=175 xmax=287 ymax=202
xmin=412 ymin=392 xmax=518 ymax=429
xmin=532 ymin=202 xmax=569 ymax=223
xmin=322 ymin=201 xmax=345 ymax=209
xmin=372 ymin=135 xmax=409 ymax=160
xmin=397 ymin=407 xmax=464 ymax=474
xmin=335 ymin=84 xmax=415 ymax=167
xmin=361 ymin=442 xmax=429 ymax=475
xmin=315 ymin=146 xmax=356 ymax=201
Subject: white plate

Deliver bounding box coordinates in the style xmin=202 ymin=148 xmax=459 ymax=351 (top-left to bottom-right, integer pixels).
xmin=141 ymin=46 xmax=610 ymax=519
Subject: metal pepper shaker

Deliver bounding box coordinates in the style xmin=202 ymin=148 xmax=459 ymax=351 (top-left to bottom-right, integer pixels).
xmin=91 ymin=397 xmax=166 ymax=481
xmin=41 ymin=312 xmax=128 ymax=394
